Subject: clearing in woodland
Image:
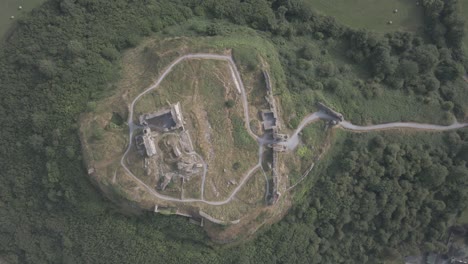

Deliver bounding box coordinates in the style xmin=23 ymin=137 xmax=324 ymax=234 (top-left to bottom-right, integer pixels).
xmin=1 ymin=0 xmax=46 ymax=38
xmin=308 ymin=0 xmax=423 ymax=33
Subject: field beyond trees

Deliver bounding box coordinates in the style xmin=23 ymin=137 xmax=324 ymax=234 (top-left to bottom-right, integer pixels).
xmin=0 ymin=0 xmax=46 ymax=37
xmin=307 ymin=0 xmax=423 ymax=33
xmin=462 ymin=0 xmax=468 ymax=51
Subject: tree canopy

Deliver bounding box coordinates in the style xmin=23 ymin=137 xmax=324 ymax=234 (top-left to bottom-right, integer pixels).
xmin=0 ymin=0 xmax=467 ymax=263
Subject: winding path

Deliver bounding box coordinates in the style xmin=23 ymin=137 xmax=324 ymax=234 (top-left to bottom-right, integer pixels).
xmin=120 ymin=54 xmax=262 ymax=206
xmin=120 ymin=53 xmax=468 ymax=206
xmin=282 ymin=113 xmax=468 ymax=150
xmin=340 ymin=120 xmax=468 ymax=131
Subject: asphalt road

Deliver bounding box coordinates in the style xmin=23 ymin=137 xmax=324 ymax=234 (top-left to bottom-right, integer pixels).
xmin=282 ymin=113 xmax=468 ymax=150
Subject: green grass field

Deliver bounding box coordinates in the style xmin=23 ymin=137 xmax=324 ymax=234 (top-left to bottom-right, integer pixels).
xmin=321 ymin=87 xmax=451 ymax=125
xmin=308 ymin=0 xmax=423 ymax=33
xmin=461 ymin=0 xmax=468 ymax=52
xmin=1 ymin=0 xmax=46 ymax=38
xmin=457 ymin=209 xmax=468 ymax=225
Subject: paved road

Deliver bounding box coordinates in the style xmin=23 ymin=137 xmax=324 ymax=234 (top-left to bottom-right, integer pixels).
xmin=340 ymin=120 xmax=468 ymax=131
xmin=281 ymin=112 xmax=468 ymax=150
xmin=120 ymin=54 xmax=262 ymax=206
xmin=281 ymin=112 xmax=333 ymax=150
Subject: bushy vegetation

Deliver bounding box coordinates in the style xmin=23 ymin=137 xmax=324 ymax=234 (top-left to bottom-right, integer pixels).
xmin=0 ymin=0 xmax=467 ymax=263
xmin=241 ymin=130 xmax=468 ymax=263
xmin=233 ymin=46 xmax=258 ymax=71
xmin=268 ymin=0 xmax=467 ymax=124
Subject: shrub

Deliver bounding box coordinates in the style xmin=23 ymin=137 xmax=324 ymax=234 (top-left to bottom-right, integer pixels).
xmin=297 ymin=146 xmax=311 ymax=158
xmin=225 ymin=99 xmax=235 ymax=108
xmin=441 ymin=101 xmax=454 ymax=111
xmin=325 ymin=78 xmax=342 ymax=92
xmin=301 ymin=43 xmax=318 ymax=60
xmin=316 ymin=61 xmax=337 ymax=77
xmin=233 ymin=47 xmax=257 ymax=71
xmin=232 ymin=162 xmax=241 ymax=170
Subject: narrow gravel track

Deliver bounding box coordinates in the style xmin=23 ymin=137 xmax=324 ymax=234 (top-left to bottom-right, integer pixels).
xmin=120 ymin=54 xmax=261 ymax=205
xmin=120 ymin=53 xmax=468 ymax=206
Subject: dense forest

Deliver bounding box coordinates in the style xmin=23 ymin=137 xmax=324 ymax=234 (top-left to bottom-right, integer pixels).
xmin=0 ymin=0 xmax=467 ymax=263
xmin=284 ymin=131 xmax=468 ymax=262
